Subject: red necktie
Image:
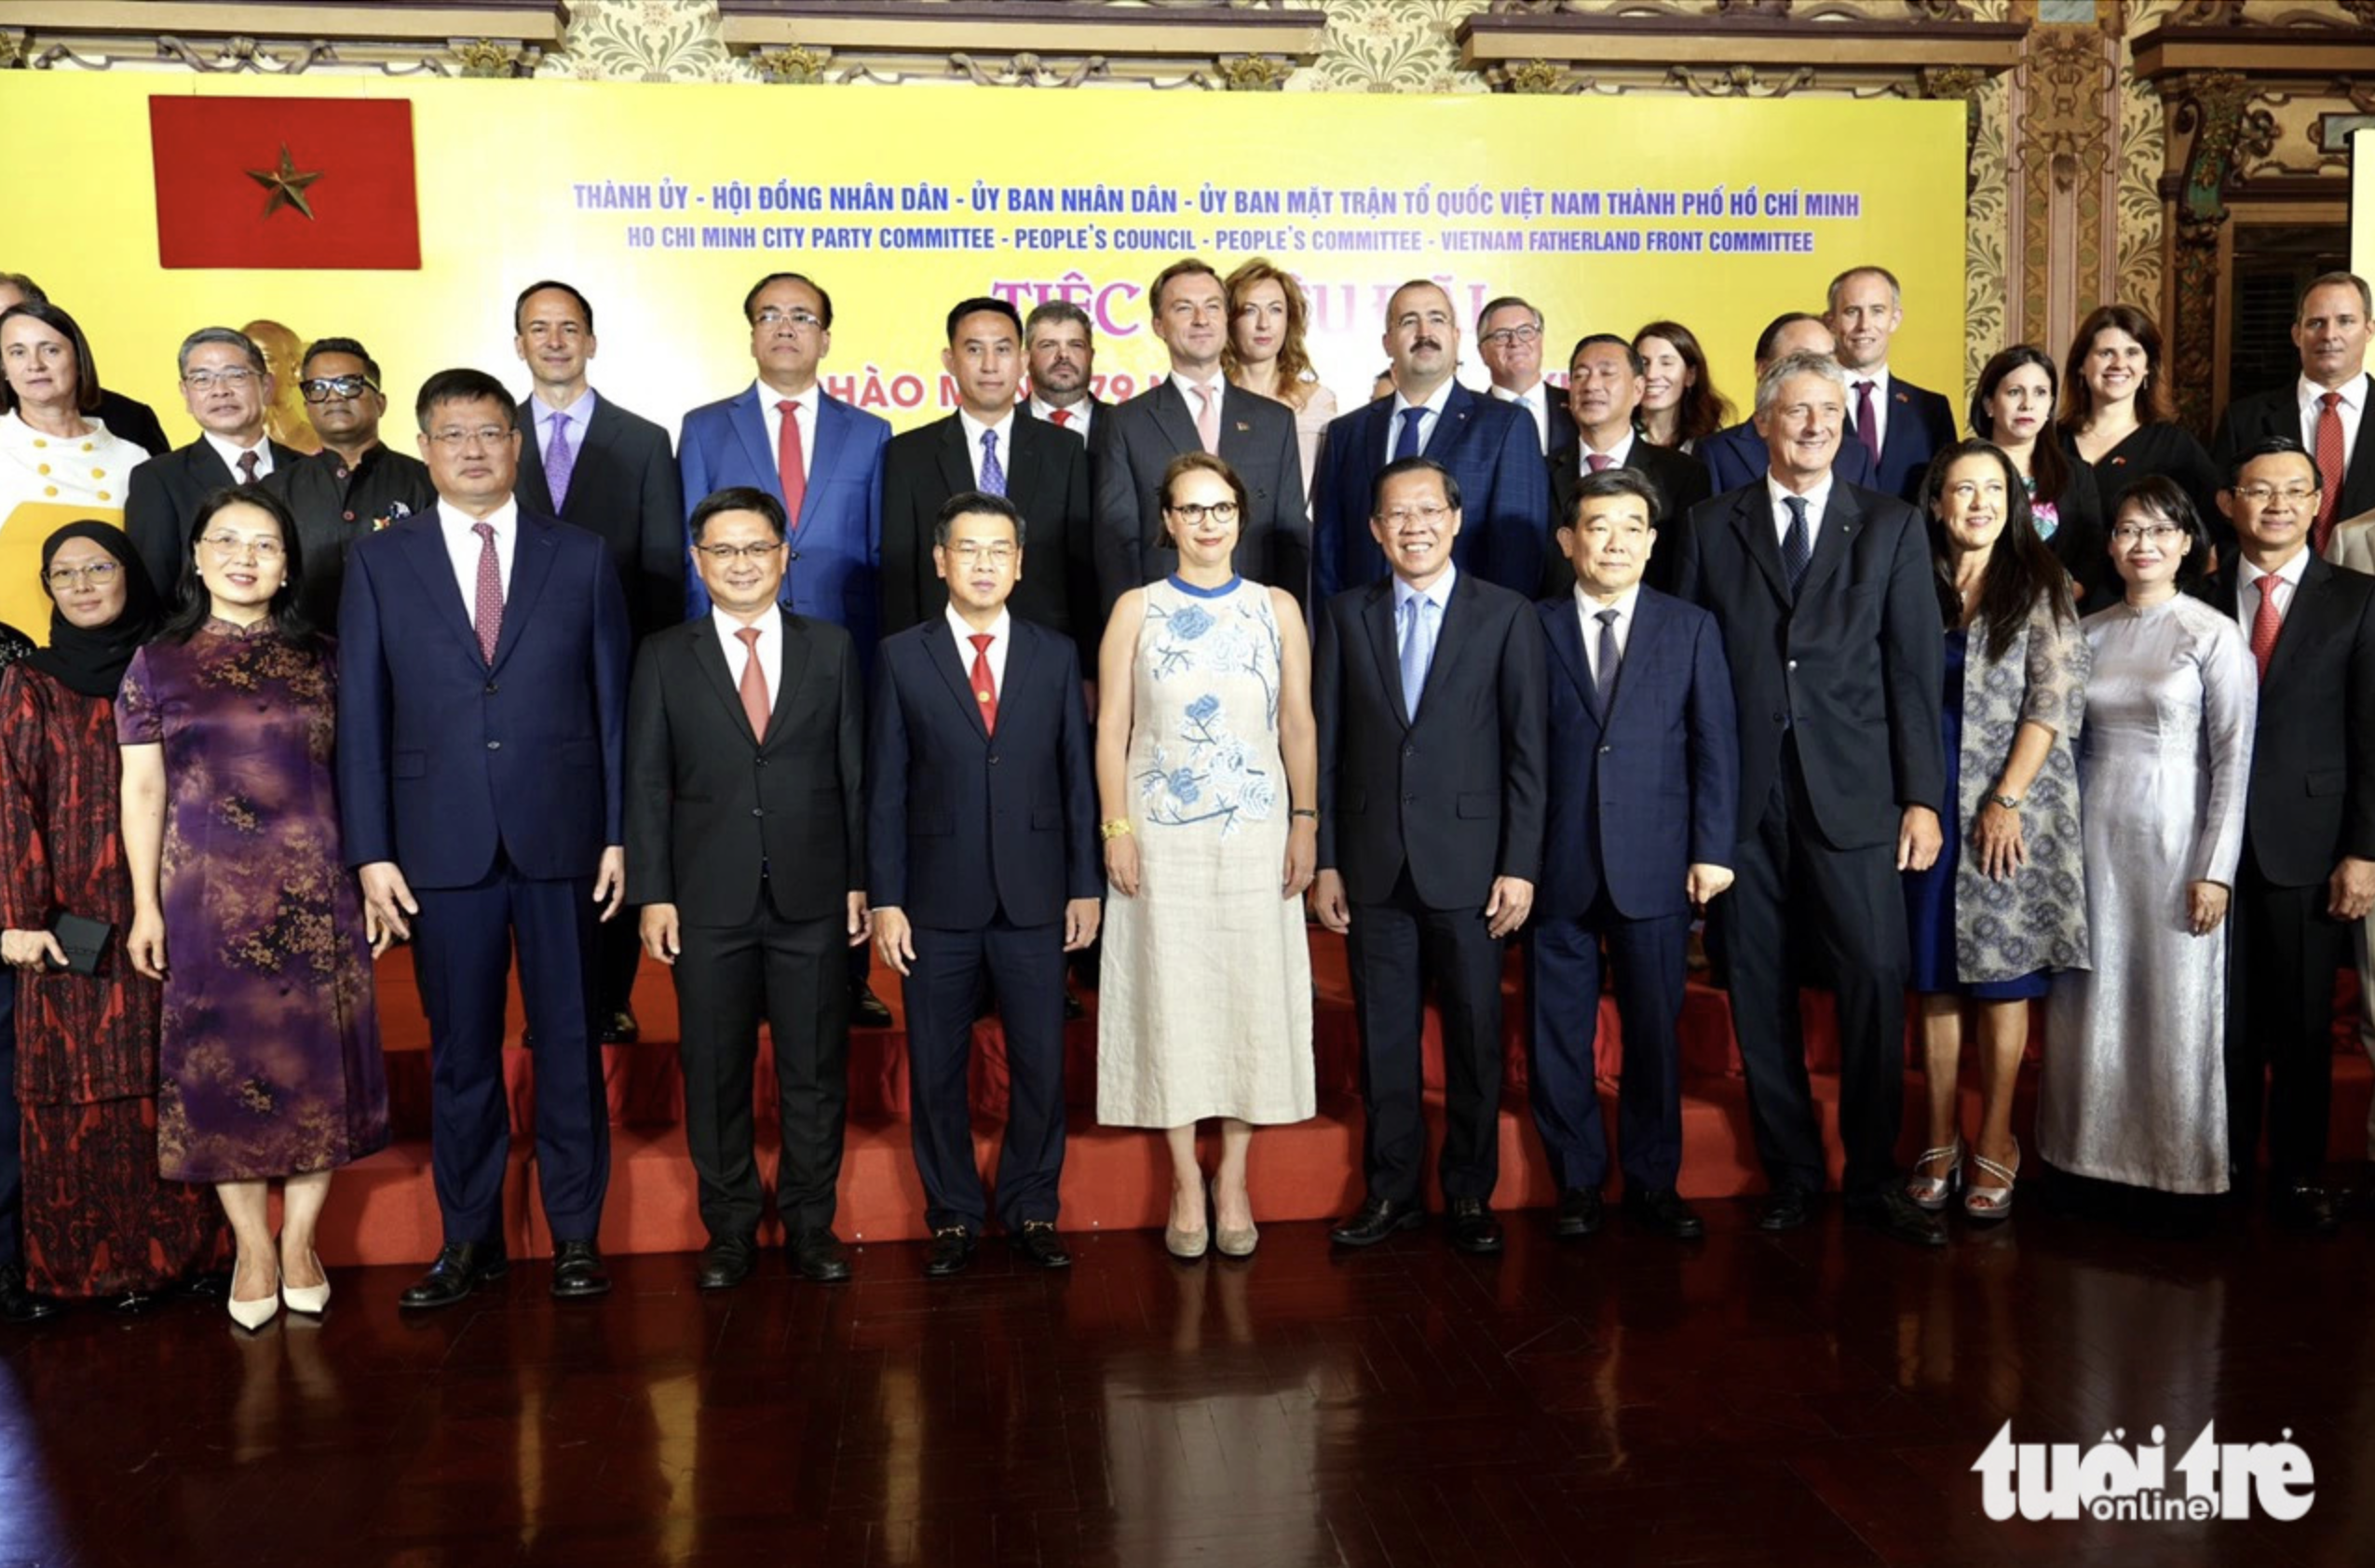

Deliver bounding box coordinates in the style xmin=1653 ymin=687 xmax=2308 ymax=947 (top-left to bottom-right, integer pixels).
xmin=2249 ymin=576 xmax=2285 ymax=680
xmin=736 ymin=626 xmax=770 ymax=738
xmin=1586 ymin=453 xmax=1612 ymax=473
xmin=471 ymin=521 xmax=502 ymax=665
xmin=1049 ymin=407 xmax=1070 ymax=428
xmin=1853 ymin=381 xmax=1881 ymax=465
xmin=2314 ymin=391 xmax=2344 ymax=553
xmin=776 ymin=399 xmax=807 ymax=527
xmin=969 ymin=632 xmax=998 ymax=735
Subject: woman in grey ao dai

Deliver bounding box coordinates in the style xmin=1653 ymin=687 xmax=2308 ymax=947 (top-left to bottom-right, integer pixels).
xmin=2041 ymin=479 xmax=2254 ymax=1196
xmin=1095 ymin=453 xmax=1317 ymax=1259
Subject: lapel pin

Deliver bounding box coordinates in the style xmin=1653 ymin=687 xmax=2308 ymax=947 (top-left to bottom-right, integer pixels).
xmin=1234 ymin=421 xmax=1250 ymax=433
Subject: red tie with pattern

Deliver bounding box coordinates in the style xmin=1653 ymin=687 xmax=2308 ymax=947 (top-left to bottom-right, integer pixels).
xmin=776 ymin=399 xmax=807 ymax=527
xmin=1049 ymin=407 xmax=1071 ymax=428
xmin=969 ymin=632 xmax=998 ymax=735
xmin=2249 ymin=576 xmax=2285 ymax=680
xmin=736 ymin=626 xmax=769 ymax=738
xmin=471 ymin=521 xmax=502 ymax=665
xmin=2314 ymin=391 xmax=2344 ymax=553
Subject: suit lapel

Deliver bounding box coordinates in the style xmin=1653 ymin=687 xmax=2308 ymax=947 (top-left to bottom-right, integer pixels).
xmin=1006 ymin=413 xmax=1048 ymax=507
xmin=394 ymin=516 xmax=482 ymax=657
xmin=928 ymin=617 xmax=992 ymax=740
xmin=1000 ymin=618 xmax=1041 ymax=728
xmin=2260 ymin=554 xmax=2332 ymax=694
xmin=687 ymin=615 xmax=751 ymax=737
xmin=2204 ymin=565 xmax=2242 ymax=619
xmin=1603 ymin=592 xmax=1668 ymax=726
xmin=1408 ymin=574 xmax=1478 ymax=724
xmin=1361 ymin=583 xmax=1409 ymax=730
xmin=934 ymin=415 xmax=974 ymax=502
xmin=1423 ymin=385 xmax=1478 ymax=464
xmin=2344 ymin=374 xmax=2375 ymax=504
xmin=1541 ymin=596 xmax=1598 ymax=719
xmin=1728 ymin=487 xmax=1792 ymax=605
xmin=515 ymin=399 xmax=555 ymax=516
xmin=763 ymin=608 xmax=812 ymax=746
xmin=1794 ymin=482 xmax=1859 ymax=604
xmin=188 ymin=441 xmax=236 ymax=489
xmin=1151 ymin=379 xmax=1201 ymax=457
xmin=490 ymin=516 xmax=559 ymax=671
xmin=1214 ymin=385 xmax=1259 ymax=466
xmin=802 ymin=396 xmax=844 ymax=534
xmin=728 ymin=390 xmax=780 ymax=507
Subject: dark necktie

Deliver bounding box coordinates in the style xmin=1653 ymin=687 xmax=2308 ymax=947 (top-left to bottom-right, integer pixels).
xmin=471 ymin=521 xmax=503 ymax=664
xmin=1393 ymin=406 xmax=1425 ymax=462
xmin=1853 ymin=381 xmax=1881 ymax=465
xmin=1593 ymin=607 xmax=1621 ymax=715
xmin=1781 ymin=494 xmax=1812 ymax=596
xmin=236 ymin=450 xmax=260 ymax=485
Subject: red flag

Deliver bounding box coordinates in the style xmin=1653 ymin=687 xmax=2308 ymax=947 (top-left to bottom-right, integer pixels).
xmin=150 ymin=96 xmax=420 ymax=270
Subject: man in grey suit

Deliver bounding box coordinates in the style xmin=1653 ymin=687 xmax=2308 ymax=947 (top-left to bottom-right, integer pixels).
xmin=1089 ymin=258 xmax=1308 ymax=622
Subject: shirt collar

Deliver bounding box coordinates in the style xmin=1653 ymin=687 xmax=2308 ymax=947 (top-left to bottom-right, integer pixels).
xmin=1846 ymin=364 xmax=1893 ymax=394
xmin=202 ymin=429 xmax=267 ymax=471
xmin=1491 ymin=380 xmax=1542 ymax=409
xmin=957 ymin=406 xmax=1016 ymax=449
xmin=438 ymin=495 xmax=518 ymax=537
xmin=1574 ymin=580 xmax=1642 ymax=619
xmin=713 ymin=603 xmax=777 ymax=637
xmin=1391 ymin=378 xmax=1456 ymax=423
xmin=1766 ymin=471 xmax=1835 ymax=514
xmin=1170 ymin=368 xmax=1225 ymax=402
xmin=1392 ymin=562 xmax=1458 ymax=615
xmin=944 ymin=603 xmax=1012 ymax=644
xmin=533 ymin=386 xmax=598 ymax=432
xmin=755 ymin=382 xmax=817 ymax=418
xmin=2300 ymin=373 xmax=2364 ymax=412
xmin=2240 ymin=547 xmax=2312 ymax=591
xmin=1581 ymin=428 xmax=1635 ymax=466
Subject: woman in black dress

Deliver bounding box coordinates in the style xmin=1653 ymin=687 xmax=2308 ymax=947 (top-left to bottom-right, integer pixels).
xmin=2056 ymin=304 xmax=2223 ymax=561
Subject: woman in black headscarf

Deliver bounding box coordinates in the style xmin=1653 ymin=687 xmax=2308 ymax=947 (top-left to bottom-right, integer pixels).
xmin=0 ymin=522 xmax=217 ymax=1309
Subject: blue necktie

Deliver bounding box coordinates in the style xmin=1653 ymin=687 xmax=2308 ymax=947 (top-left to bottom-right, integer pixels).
xmin=1781 ymin=494 xmax=1812 ymax=596
xmin=979 ymin=428 xmax=1006 ymax=497
xmin=1393 ymin=406 xmax=1426 ymax=462
xmin=1593 ymin=607 xmax=1621 ymax=716
xmin=1399 ymin=593 xmax=1438 ymax=723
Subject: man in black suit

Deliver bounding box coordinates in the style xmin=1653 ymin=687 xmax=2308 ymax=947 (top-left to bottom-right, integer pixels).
xmin=883 ymin=297 xmax=1094 ymax=665
xmin=1825 ymin=264 xmax=1959 ymax=502
xmin=1676 ymin=350 xmax=1947 ymax=1248
xmin=627 ymin=485 xmax=867 ymax=1290
xmin=1023 ymin=300 xmax=1104 ymax=439
xmin=1477 ymin=296 xmax=1576 ymax=456
xmin=869 ymin=491 xmax=1101 ymax=1278
xmin=1542 ymin=333 xmax=1712 ymax=598
xmin=2211 ymin=272 xmax=2375 ymax=555
xmin=263 ymin=336 xmax=437 ymax=631
xmin=125 ymin=327 xmax=303 ymax=595
xmin=1697 ymin=314 xmax=1880 ymax=495
xmin=0 ymin=273 xmax=168 ymax=455
xmin=2202 ymin=437 xmax=2375 ymax=1233
xmin=1311 ymin=456 xmax=1547 ymax=1254
xmin=1089 ymin=258 xmax=1307 ymax=619
xmin=514 ymin=279 xmax=687 ymax=1047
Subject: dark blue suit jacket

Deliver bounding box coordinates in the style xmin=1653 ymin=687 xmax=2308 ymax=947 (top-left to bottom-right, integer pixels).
xmin=1535 ymin=588 xmax=1739 ymax=921
xmin=1699 ymin=416 xmax=1878 ymax=495
xmin=336 ymin=507 xmax=631 ymax=887
xmin=865 ymin=615 xmax=1100 ymax=929
xmin=1851 ymin=374 xmax=1959 ymax=502
xmin=1313 ymin=383 xmax=1551 ymax=602
xmin=676 ymin=385 xmax=891 ymax=650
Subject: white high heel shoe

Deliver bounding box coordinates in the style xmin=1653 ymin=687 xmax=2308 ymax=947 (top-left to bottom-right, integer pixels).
xmin=281 ymin=1251 xmax=331 ymax=1316
xmin=228 ymin=1261 xmax=281 ymax=1331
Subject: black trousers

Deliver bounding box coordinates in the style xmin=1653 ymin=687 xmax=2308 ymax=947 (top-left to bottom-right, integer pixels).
xmin=1719 ymin=748 xmax=1910 ymax=1200
xmin=2228 ymin=845 xmax=2349 ymax=1193
xmin=594 ymin=912 xmax=643 ymax=1020
xmin=1346 ymin=866 xmax=1507 ymax=1206
xmin=673 ymin=887 xmax=849 ymax=1240
xmin=1526 ymin=893 xmax=1691 ymax=1193
xmin=902 ymin=915 xmax=1067 ymax=1233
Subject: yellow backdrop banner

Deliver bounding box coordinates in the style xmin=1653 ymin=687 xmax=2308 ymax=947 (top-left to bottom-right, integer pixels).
xmin=2 ymin=73 xmax=1966 ymax=446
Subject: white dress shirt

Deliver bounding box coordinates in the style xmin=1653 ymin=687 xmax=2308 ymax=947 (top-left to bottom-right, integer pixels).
xmin=957 ymin=408 xmax=1019 ymax=491
xmin=713 ymin=604 xmax=783 ymax=713
xmin=1846 ymin=364 xmax=1893 ymax=455
xmin=1384 ymin=377 xmax=1457 ymax=463
xmin=2235 ymin=545 xmax=2311 ymax=638
xmin=2299 ymin=372 xmax=2366 ymax=471
xmin=203 ymin=429 xmax=275 ymax=481
xmin=945 ymin=603 xmax=1012 ymax=696
xmin=753 ymin=383 xmax=817 ymax=486
xmin=436 ymin=497 xmax=518 ymax=615
xmin=1575 ymin=582 xmax=1642 ymax=687
xmin=1578 ymin=428 xmax=1637 ymax=473
xmin=1491 ymin=380 xmax=1552 ymax=453
xmin=1766 ymin=471 xmax=1836 ymax=549
xmin=530 ymin=385 xmax=599 ymax=461
xmin=1031 ymin=396 xmax=1091 ymax=436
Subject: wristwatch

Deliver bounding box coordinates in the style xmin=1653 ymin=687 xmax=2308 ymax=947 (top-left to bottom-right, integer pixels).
xmin=1990 ymin=792 xmax=2022 ymax=811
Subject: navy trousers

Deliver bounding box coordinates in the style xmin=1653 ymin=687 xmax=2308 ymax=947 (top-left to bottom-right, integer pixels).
xmin=1526 ymin=894 xmax=1691 ymax=1193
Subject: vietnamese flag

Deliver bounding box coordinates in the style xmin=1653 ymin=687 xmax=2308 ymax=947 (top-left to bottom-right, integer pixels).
xmin=150 ymin=96 xmax=420 ymax=269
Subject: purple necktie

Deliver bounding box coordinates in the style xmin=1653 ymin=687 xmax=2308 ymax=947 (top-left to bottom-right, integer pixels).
xmin=545 ymin=412 xmax=576 ymax=513
xmin=472 ymin=521 xmax=503 ymax=665
xmin=1853 ymin=381 xmax=1881 ymax=465
xmin=1586 ymin=453 xmax=1612 ymax=473
xmin=980 ymin=428 xmax=1006 ymax=497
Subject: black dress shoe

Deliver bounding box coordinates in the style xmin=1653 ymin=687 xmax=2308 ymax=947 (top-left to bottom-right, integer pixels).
xmin=1846 ymin=1188 xmax=1948 ymax=1249
xmin=600 ymin=1007 xmax=640 ymax=1045
xmin=175 ymin=1268 xmax=231 ymax=1302
xmin=923 ymin=1226 xmax=976 ymax=1278
xmin=550 ymin=1239 xmax=613 ymax=1299
xmin=1328 ymin=1196 xmax=1427 ymax=1247
xmin=1551 ymin=1187 xmax=1604 ymax=1239
xmin=852 ymin=987 xmax=894 ymax=1029
xmin=1622 ymin=1185 xmax=1705 ymax=1240
xmin=1062 ymin=988 xmax=1085 ymax=1022
xmin=1010 ymin=1219 xmax=1072 ymax=1269
xmin=399 ymin=1242 xmax=509 ymax=1310
xmin=2271 ymin=1185 xmax=2340 ymax=1236
xmin=0 ymin=1263 xmax=58 ymax=1324
xmin=1446 ymin=1197 xmax=1504 ymax=1254
xmin=789 ymin=1228 xmax=853 ymax=1283
xmin=696 ymin=1235 xmax=757 ymax=1291
xmin=1756 ymin=1187 xmax=1817 ymax=1232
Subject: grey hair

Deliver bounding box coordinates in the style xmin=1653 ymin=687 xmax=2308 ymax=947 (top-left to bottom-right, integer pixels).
xmin=176 ymin=326 xmax=266 ymax=378
xmin=1754 ymin=350 xmax=1848 ymax=417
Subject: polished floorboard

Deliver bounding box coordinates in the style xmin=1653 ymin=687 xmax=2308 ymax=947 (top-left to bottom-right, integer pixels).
xmin=3 ymin=1196 xmax=2371 ymax=1568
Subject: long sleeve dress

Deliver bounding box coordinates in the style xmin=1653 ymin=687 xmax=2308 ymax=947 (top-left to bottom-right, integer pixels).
xmin=2040 ymin=594 xmax=2255 ymax=1194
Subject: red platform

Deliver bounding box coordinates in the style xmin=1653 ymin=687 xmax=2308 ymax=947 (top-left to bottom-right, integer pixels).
xmin=315 ymin=934 xmax=2373 ymax=1266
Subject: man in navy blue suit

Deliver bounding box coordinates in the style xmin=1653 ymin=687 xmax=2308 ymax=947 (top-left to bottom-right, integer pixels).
xmin=678 ymin=272 xmax=897 ymax=1027
xmin=339 ymin=368 xmax=632 ymax=1308
xmin=868 ymin=492 xmax=1102 ymax=1279
xmin=1528 ymin=468 xmax=1737 ymax=1243
xmin=1697 ymin=314 xmax=1880 ymax=495
xmin=1312 ymin=279 xmax=1550 ymax=602
xmin=1825 ymin=265 xmax=1959 ymax=502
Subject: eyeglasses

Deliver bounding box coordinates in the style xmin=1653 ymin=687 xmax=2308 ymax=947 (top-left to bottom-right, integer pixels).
xmin=1479 ymin=324 xmax=1542 ymax=348
xmin=182 ymin=368 xmax=259 ymax=390
xmin=199 ymin=532 xmax=284 ymax=561
xmin=2110 ymin=523 xmax=2184 ymax=545
xmin=300 ymin=374 xmax=378 ymax=403
xmin=948 ymin=542 xmax=1016 ymax=566
xmin=1164 ymin=501 xmax=1239 ymax=527
xmin=428 ymin=426 xmax=512 ymax=450
xmin=45 ymin=561 xmax=120 ymax=588
xmin=2232 ymin=483 xmax=2317 ymax=506
xmin=752 ymin=307 xmax=822 ymax=331
xmin=1376 ymin=504 xmax=1452 ymax=530
xmin=694 ymin=541 xmax=785 ymax=562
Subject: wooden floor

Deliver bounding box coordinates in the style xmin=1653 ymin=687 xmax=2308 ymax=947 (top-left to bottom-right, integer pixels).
xmin=3 ymin=1197 xmax=2371 ymax=1568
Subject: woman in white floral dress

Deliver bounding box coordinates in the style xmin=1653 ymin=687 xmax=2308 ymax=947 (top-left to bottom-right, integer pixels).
xmin=1096 ymin=453 xmax=1317 ymax=1258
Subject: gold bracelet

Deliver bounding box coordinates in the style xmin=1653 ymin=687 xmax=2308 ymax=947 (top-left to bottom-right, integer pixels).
xmin=1100 ymin=818 xmax=1134 ymax=841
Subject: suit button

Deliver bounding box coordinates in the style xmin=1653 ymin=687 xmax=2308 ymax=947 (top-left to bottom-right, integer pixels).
xmin=754 ymin=754 xmax=767 ymax=765
xmin=989 ymin=754 xmax=1000 ymax=765
xmin=751 ymin=808 xmax=764 ymax=818
xmin=1403 ymin=793 xmax=1416 ymax=805
xmin=1403 ymin=744 xmax=1416 ymax=759
xmin=1599 ymin=745 xmax=1611 ymax=755
xmin=1771 ymin=711 xmax=1786 ymax=723
xmin=1786 ymin=658 xmax=1798 ymax=670
xmin=484 ymin=682 xmax=497 ymax=695
xmin=486 ymin=740 xmax=501 ymax=750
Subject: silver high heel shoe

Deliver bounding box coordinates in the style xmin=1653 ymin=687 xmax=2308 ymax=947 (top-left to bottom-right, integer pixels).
xmin=1905 ymin=1137 xmax=1964 ymax=1213
xmin=1213 ymin=1179 xmax=1258 ymax=1258
xmin=1164 ymin=1183 xmax=1209 ymax=1259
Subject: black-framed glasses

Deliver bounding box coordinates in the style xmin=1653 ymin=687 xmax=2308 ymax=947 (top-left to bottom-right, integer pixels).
xmin=1163 ymin=501 xmax=1240 ymax=527
xmin=693 ymin=541 xmax=786 ymax=562
xmin=301 ymin=374 xmax=378 ymax=403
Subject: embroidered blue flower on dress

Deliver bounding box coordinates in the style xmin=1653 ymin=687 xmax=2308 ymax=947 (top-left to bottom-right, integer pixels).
xmin=1186 ymin=693 xmax=1220 ymax=723
xmin=1168 ymin=767 xmax=1201 ymax=804
xmin=1169 ymin=604 xmax=1215 ymax=641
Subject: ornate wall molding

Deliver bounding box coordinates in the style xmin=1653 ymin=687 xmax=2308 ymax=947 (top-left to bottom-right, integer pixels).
xmin=0 ymin=0 xmax=565 ymax=75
